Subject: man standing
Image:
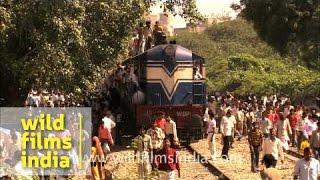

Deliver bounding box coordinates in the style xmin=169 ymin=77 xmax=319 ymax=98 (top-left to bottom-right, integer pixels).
xmin=98 ymin=121 xmax=114 ymax=154
xmin=260 ymin=111 xmax=273 ymax=138
xmin=297 ymin=112 xmax=309 ymax=150
xmin=248 ymin=122 xmax=263 ymax=172
xmin=236 ymin=107 xmax=245 ymax=140
xmin=133 ymin=126 xmax=153 ymax=179
xmin=155 ymin=138 xmax=181 ymax=180
xmin=143 ymin=21 xmax=153 ymax=50
xmin=261 ymin=128 xmax=284 ymax=167
xmin=310 ymin=121 xmax=320 ymax=160
xmin=294 ymin=147 xmax=320 ymax=180
xmin=288 ymin=109 xmax=299 ymax=147
xmin=220 ymin=109 xmax=235 ymax=159
xmin=164 ymin=116 xmax=178 ymax=147
xmin=207 ymin=114 xmax=217 ymax=160
xmin=275 ymin=113 xmax=292 ymax=151
xmin=147 ymin=124 xmax=165 ymax=156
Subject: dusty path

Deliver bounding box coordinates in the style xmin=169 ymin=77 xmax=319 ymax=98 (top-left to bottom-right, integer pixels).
xmin=190 ymin=135 xmax=297 ymax=180
xmin=105 ymin=146 xmax=218 ymax=180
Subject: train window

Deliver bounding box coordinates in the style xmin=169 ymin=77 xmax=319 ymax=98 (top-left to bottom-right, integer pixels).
xmin=193 ymin=83 xmax=204 ymax=104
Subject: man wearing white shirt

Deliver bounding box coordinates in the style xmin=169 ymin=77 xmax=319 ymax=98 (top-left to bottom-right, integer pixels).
xmin=207 ymin=115 xmax=217 ymax=160
xmin=294 ymin=147 xmax=320 ymax=180
xmin=261 ymin=128 xmax=284 ymax=167
xmin=236 ymin=107 xmax=245 ymax=140
xmin=164 ymin=116 xmax=178 ymax=146
xmin=220 ymin=110 xmax=235 ymax=159
xmin=297 ymin=112 xmax=309 ymax=149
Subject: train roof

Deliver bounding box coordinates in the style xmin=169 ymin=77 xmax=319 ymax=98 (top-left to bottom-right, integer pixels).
xmin=128 ymin=44 xmax=204 ymax=63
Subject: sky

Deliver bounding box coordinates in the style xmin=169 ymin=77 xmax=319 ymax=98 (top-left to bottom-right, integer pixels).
xmin=151 ymin=0 xmax=240 ymax=28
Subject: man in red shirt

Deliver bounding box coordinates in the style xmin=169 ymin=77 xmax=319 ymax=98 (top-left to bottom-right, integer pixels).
xmin=154 ymin=112 xmax=167 ymax=131
xmin=155 ymin=138 xmax=180 ymax=179
xmin=288 ymin=109 xmax=299 ymax=147
xmin=268 ymin=109 xmax=279 ymax=124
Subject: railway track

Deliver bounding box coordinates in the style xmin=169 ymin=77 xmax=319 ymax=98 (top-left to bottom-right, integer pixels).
xmin=189 ymin=136 xmax=299 ymax=179
xmin=180 ymin=144 xmax=231 ymax=180
xmin=104 ymin=138 xmax=304 ymax=180
xmin=286 ymin=148 xmax=303 ymax=159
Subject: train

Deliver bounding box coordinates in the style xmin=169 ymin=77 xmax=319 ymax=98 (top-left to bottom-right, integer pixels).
xmin=115 ymin=43 xmax=207 ymax=143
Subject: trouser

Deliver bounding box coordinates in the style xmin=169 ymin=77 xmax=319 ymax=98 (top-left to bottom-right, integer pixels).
xmin=116 ymin=124 xmax=122 ymax=145
xmin=237 ymin=121 xmax=243 ymax=138
xmin=166 ymin=170 xmax=175 ymax=180
xmin=145 ymin=37 xmax=152 ymax=50
xmin=290 ymin=130 xmax=297 ymax=147
xmin=216 ymin=117 xmax=222 ymax=133
xmin=231 ymin=129 xmax=235 ymax=146
xmin=246 ymin=120 xmax=252 ymax=134
xmin=101 ymin=141 xmax=110 ymax=154
xmin=138 ymin=151 xmax=151 ymax=178
xmin=221 ymin=136 xmax=232 ymax=159
xmin=150 ymin=149 xmax=158 ymax=170
xmin=139 ymin=39 xmax=145 ymax=53
xmin=166 ymin=134 xmax=174 ymax=147
xmin=250 ymin=146 xmax=260 ymax=171
xmin=312 ymin=147 xmax=320 ymax=160
xmin=243 ymin=120 xmax=248 ymax=136
xmin=208 ymin=133 xmax=216 ymax=159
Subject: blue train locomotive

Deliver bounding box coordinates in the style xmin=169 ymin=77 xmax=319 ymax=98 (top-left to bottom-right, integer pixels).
xmin=120 ymin=43 xmax=206 ymax=143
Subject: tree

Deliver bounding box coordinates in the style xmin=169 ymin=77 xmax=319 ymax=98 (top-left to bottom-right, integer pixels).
xmin=232 ymin=0 xmax=320 ymax=70
xmin=0 ymin=0 xmax=202 ymax=105
xmin=173 ymin=19 xmax=320 ymax=99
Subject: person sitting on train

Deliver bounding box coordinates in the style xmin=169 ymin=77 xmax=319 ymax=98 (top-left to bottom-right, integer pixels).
xmin=143 ymin=21 xmax=153 ymax=51
xmin=194 ymin=66 xmax=203 ymax=80
xmin=154 ymin=112 xmax=167 ymax=131
xmin=153 ymin=21 xmax=165 ymax=45
xmin=115 ymin=63 xmax=125 ymax=82
xmin=153 ymin=21 xmax=163 ymax=34
xmin=128 ymin=66 xmax=139 ymax=87
xmin=137 ymin=22 xmax=145 ymax=53
xmin=164 ymin=116 xmax=179 ymax=147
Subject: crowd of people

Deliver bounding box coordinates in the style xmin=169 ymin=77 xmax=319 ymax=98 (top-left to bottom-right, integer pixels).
xmin=1 ymin=87 xmax=320 ymax=180
xmin=97 ymin=110 xmax=180 ymax=179
xmin=129 ymin=20 xmax=167 ymax=56
xmin=24 ymin=89 xmax=79 ymax=107
xmin=205 ymin=93 xmax=320 ymax=179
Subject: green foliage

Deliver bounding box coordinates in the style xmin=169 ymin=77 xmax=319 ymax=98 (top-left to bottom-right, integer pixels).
xmin=0 ymin=0 xmax=202 ymax=105
xmin=173 ymin=19 xmax=320 ymax=99
xmin=232 ymin=0 xmax=320 ymax=70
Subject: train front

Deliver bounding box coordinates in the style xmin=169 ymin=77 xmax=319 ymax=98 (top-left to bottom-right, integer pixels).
xmin=134 ymin=44 xmax=206 ymax=143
